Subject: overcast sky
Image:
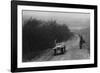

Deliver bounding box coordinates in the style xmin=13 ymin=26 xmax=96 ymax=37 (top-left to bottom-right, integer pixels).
xmin=22 ymin=10 xmax=90 ymax=30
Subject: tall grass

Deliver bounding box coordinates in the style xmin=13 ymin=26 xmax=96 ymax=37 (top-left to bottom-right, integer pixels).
xmin=22 ymin=18 xmax=73 ymax=62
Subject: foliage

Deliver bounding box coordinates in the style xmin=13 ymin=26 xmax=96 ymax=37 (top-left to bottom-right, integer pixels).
xmin=22 ymin=18 xmax=73 ymax=61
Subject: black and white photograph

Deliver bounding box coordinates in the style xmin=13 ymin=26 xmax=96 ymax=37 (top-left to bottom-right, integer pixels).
xmin=22 ymin=10 xmax=90 ymax=62
xmin=11 ymin=1 xmax=97 ymax=72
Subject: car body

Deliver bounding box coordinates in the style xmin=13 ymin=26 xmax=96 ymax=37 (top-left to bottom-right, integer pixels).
xmin=53 ymin=42 xmax=66 ymax=55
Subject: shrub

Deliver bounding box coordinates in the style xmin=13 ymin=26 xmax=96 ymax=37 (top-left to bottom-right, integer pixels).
xmin=22 ymin=18 xmax=73 ymax=61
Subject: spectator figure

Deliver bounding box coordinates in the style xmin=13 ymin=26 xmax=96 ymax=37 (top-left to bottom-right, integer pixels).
xmin=79 ymin=34 xmax=85 ymax=49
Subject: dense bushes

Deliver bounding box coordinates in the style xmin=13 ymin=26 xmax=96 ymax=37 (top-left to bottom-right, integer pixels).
xmin=22 ymin=18 xmax=73 ymax=61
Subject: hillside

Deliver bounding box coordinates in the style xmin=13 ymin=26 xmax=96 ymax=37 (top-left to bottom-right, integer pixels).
xmin=71 ymin=27 xmax=90 ymax=52
xmin=24 ymin=34 xmax=89 ymax=62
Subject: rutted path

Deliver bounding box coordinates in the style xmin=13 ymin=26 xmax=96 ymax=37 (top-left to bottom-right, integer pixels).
xmin=30 ymin=34 xmax=90 ymax=62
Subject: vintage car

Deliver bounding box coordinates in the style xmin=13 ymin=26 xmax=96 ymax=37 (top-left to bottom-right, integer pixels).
xmin=53 ymin=42 xmax=66 ymax=55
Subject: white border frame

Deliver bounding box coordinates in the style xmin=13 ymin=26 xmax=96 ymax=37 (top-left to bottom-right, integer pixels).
xmin=17 ymin=5 xmax=94 ymax=68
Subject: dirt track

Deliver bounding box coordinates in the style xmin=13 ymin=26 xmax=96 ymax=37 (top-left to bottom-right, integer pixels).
xmin=30 ymin=34 xmax=90 ymax=62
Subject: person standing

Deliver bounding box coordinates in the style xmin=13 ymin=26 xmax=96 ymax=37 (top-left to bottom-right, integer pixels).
xmin=79 ymin=34 xmax=85 ymax=49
